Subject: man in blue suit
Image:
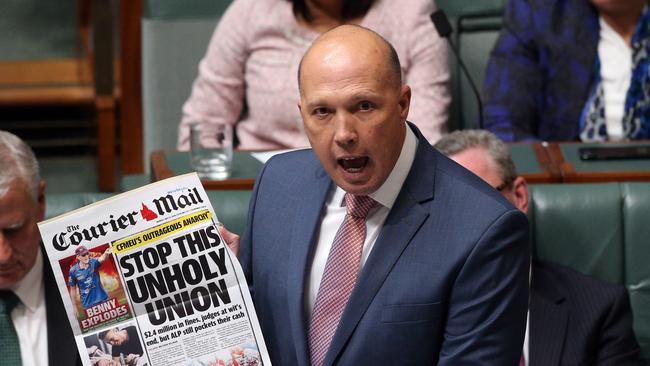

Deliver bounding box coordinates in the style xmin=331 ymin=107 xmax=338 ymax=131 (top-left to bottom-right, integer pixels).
xmin=234 ymin=25 xmax=530 ymax=365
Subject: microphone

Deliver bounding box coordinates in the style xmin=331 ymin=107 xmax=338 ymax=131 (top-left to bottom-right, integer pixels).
xmin=430 ymin=9 xmax=485 ymax=130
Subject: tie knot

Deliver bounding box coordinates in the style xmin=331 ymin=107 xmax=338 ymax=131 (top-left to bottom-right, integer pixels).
xmin=0 ymin=291 xmax=20 ymax=314
xmin=344 ymin=193 xmax=376 ymax=218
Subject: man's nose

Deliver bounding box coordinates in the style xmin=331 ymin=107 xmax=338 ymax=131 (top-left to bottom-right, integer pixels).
xmin=0 ymin=233 xmax=14 ymax=263
xmin=333 ymin=113 xmax=358 ymax=147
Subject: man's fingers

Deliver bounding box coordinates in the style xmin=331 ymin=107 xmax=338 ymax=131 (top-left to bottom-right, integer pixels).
xmin=218 ymin=223 xmax=240 ymax=257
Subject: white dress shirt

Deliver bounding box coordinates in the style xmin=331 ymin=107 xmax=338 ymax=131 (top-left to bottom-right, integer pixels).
xmin=306 ymin=125 xmax=418 ymax=315
xmin=522 ymin=310 xmax=530 ymax=365
xmin=599 ymin=16 xmax=632 ymax=141
xmin=11 ymin=250 xmax=49 ymax=366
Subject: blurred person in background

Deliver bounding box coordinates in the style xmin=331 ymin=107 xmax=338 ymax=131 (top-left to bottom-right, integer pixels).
xmin=435 ymin=130 xmax=642 ymax=366
xmin=178 ymin=0 xmax=450 ymax=151
xmin=483 ymin=0 xmax=649 ymax=142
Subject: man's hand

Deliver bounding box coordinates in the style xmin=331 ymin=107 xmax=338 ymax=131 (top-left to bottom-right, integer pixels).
xmin=218 ymin=224 xmax=240 ymax=257
xmin=98 ymin=247 xmax=112 ymax=264
xmin=125 ymin=353 xmax=139 ymax=365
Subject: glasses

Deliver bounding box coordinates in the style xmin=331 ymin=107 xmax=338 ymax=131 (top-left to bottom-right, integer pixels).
xmin=78 ymin=253 xmax=89 ymax=257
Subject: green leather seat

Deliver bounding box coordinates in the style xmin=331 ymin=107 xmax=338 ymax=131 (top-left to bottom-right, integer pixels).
xmin=529 ymin=183 xmax=650 ymax=362
xmin=45 ymin=192 xmax=114 ymax=219
xmin=206 ymin=190 xmax=251 ymax=235
xmin=622 ymin=183 xmax=650 ymax=362
xmin=529 ymin=183 xmax=623 ymax=284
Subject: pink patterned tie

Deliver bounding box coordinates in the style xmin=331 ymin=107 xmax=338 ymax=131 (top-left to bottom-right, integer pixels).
xmin=308 ymin=193 xmax=376 ymax=366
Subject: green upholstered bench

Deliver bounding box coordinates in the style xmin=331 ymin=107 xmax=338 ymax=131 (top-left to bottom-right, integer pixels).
xmin=45 ymin=182 xmax=650 ymax=361
xmin=529 ymin=183 xmax=650 ymax=363
xmin=45 ymin=192 xmax=114 ymax=220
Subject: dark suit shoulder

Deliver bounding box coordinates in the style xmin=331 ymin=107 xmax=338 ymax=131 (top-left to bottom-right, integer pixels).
xmin=531 ymin=259 xmax=641 ymax=365
xmin=533 ymin=259 xmax=627 ymax=299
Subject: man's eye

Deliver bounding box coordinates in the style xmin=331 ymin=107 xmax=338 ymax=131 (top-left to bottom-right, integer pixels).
xmin=359 ymin=101 xmax=372 ymax=111
xmin=3 ymin=227 xmax=21 ymax=237
xmin=314 ymin=107 xmax=329 ymax=116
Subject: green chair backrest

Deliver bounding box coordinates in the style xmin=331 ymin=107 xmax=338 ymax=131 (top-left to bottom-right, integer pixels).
xmin=529 ymin=183 xmax=623 ymax=283
xmin=436 ymin=0 xmax=506 ymax=18
xmin=621 ymin=183 xmax=650 ymax=362
xmin=45 ymin=192 xmax=114 ymax=219
xmin=141 ymin=0 xmax=233 ymax=172
xmin=206 ymin=190 xmax=251 ymax=235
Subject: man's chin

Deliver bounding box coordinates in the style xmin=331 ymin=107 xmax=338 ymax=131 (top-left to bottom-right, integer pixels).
xmin=335 ymin=178 xmax=379 ymax=196
xmin=0 ymin=275 xmax=22 ymax=289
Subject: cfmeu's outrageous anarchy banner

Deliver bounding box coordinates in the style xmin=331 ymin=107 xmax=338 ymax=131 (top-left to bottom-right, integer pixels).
xmin=38 ymin=173 xmax=271 ymax=366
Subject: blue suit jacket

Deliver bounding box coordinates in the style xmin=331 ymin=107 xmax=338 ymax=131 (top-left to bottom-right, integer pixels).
xmin=240 ymin=125 xmax=530 ymax=365
xmin=483 ymin=0 xmax=599 ymax=142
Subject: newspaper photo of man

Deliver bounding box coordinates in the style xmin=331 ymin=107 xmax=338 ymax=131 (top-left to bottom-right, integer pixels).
xmin=68 ymin=245 xmax=112 ymax=308
xmin=98 ymin=325 xmax=147 ymax=365
xmin=60 ymin=242 xmax=133 ymax=333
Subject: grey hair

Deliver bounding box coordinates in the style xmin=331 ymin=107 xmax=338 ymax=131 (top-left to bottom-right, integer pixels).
xmin=434 ymin=130 xmax=517 ymax=188
xmin=0 ymin=130 xmax=41 ymax=200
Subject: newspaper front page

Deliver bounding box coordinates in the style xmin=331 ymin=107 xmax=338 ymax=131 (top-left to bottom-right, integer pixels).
xmin=38 ymin=173 xmax=271 ymax=366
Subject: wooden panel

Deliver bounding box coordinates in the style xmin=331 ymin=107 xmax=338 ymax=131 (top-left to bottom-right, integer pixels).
xmin=0 ymin=86 xmax=94 ymax=106
xmin=150 ymin=150 xmax=256 ymax=190
xmin=119 ymin=0 xmax=144 ymax=174
xmin=0 ymin=59 xmax=93 ymax=85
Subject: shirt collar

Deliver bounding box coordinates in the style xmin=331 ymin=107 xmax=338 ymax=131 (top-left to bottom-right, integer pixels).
xmin=334 ymin=123 xmax=418 ymax=209
xmin=12 ymin=249 xmax=44 ymax=312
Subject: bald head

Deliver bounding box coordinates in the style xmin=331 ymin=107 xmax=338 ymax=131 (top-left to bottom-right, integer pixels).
xmin=298 ymin=25 xmax=401 ymax=94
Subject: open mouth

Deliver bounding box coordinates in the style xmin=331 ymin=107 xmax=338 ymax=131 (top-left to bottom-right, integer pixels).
xmin=338 ymin=156 xmax=368 ymax=173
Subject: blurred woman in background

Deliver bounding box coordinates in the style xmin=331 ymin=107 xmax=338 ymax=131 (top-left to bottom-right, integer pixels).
xmin=178 ymin=0 xmax=450 ymax=150
xmin=483 ymin=0 xmax=649 ymax=142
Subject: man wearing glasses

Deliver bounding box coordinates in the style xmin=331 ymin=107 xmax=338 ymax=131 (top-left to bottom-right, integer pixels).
xmin=435 ymin=130 xmax=641 ymax=366
xmin=68 ymin=245 xmax=112 ymax=309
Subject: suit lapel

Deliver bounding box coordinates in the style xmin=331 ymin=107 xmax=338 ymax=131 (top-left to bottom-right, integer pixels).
xmin=43 ymin=252 xmax=81 ymax=366
xmin=323 ymin=130 xmax=437 ymax=365
xmin=286 ymin=165 xmax=333 ymax=366
xmin=529 ymin=265 xmax=568 ymax=366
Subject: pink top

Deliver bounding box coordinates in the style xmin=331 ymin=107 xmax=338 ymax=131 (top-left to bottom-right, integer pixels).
xmin=178 ymin=0 xmax=450 ymax=150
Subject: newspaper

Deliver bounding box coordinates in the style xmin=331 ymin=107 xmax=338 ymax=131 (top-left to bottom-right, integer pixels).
xmin=38 ymin=173 xmax=271 ymax=366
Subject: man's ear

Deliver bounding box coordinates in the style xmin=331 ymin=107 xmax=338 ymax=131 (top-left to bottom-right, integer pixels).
xmin=399 ymin=85 xmax=411 ymax=121
xmin=511 ymin=176 xmax=529 ymax=214
xmin=36 ymin=180 xmax=46 ymax=221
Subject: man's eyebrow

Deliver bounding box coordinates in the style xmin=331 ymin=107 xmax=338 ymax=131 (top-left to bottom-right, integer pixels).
xmin=349 ymin=92 xmax=383 ymax=101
